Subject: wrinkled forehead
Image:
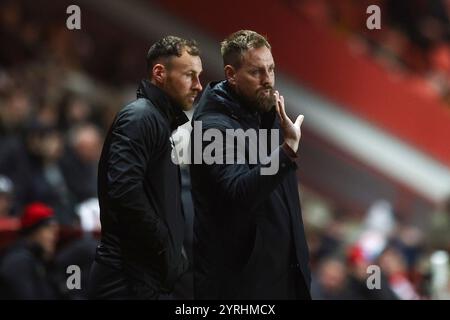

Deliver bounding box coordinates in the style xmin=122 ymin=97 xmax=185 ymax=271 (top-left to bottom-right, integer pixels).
xmin=241 ymin=46 xmax=274 ymax=68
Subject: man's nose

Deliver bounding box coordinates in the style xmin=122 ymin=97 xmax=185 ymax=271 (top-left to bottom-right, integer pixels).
xmin=193 ymin=76 xmax=202 ymax=92
xmin=261 ymin=70 xmax=272 ymax=87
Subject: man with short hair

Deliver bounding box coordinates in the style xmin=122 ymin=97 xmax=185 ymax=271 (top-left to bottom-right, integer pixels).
xmin=190 ymin=30 xmax=311 ymax=299
xmin=89 ymin=36 xmax=203 ymax=299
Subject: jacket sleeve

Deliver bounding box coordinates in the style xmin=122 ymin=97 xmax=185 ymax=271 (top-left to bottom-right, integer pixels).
xmin=193 ymin=121 xmax=298 ymax=210
xmin=107 ymin=109 xmax=168 ymax=254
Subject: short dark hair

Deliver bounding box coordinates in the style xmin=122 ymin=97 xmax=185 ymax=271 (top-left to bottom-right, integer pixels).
xmin=146 ymin=36 xmax=200 ymax=76
xmin=220 ymin=30 xmax=271 ymax=69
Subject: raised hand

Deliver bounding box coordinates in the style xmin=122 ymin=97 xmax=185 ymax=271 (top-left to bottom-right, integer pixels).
xmin=274 ymin=90 xmax=304 ymax=154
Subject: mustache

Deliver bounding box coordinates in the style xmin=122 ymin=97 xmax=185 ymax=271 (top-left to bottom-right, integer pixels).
xmin=258 ymin=86 xmax=275 ymax=93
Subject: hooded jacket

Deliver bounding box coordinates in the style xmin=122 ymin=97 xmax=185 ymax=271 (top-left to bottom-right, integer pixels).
xmin=190 ymin=80 xmax=311 ymax=299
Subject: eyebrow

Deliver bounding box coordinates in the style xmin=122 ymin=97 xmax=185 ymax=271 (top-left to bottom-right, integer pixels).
xmin=187 ymin=69 xmax=202 ymax=73
xmin=186 ymin=69 xmax=203 ymax=76
xmin=249 ymin=63 xmax=275 ymax=69
xmin=247 ymin=63 xmax=275 ymax=69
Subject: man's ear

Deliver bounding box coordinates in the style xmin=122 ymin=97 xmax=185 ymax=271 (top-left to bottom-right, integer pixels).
xmin=152 ymin=64 xmax=166 ymax=84
xmin=224 ymin=65 xmax=236 ymax=85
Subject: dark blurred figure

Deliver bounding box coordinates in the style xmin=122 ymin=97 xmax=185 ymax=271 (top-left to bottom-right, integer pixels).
xmin=386 ymin=0 xmax=450 ymax=50
xmin=60 ymin=124 xmax=102 ymax=203
xmin=377 ymin=245 xmax=420 ymax=299
xmin=54 ymin=236 xmax=97 ymax=300
xmin=345 ymin=245 xmax=398 ymax=300
xmin=0 ymin=89 xmax=32 ymax=136
xmin=0 ymin=0 xmax=38 ymax=66
xmin=0 ymin=175 xmax=14 ymax=218
xmin=57 ymin=94 xmax=96 ymax=131
xmin=22 ymin=122 xmax=76 ymax=225
xmin=53 ymin=199 xmax=100 ymax=300
xmin=0 ymin=202 xmax=61 ymax=299
xmin=390 ymin=225 xmax=424 ymax=272
xmin=313 ymin=219 xmax=346 ymax=263
xmin=0 ymin=90 xmax=34 ymax=215
xmin=0 ymin=175 xmax=19 ymax=243
xmin=311 ymin=256 xmax=352 ymax=300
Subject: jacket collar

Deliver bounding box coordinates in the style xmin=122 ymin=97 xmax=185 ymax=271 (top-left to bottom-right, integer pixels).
xmin=137 ymin=79 xmax=189 ymax=131
xmin=222 ymin=81 xmax=259 ymax=120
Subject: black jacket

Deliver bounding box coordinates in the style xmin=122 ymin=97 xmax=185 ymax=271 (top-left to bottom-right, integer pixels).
xmin=0 ymin=240 xmax=60 ymax=299
xmin=190 ymin=81 xmax=311 ymax=299
xmin=94 ymin=80 xmax=188 ymax=293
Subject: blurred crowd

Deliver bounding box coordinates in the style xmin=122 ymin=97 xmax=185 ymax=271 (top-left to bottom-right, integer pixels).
xmin=0 ymin=0 xmax=449 ymax=300
xmin=0 ymin=0 xmax=137 ymax=223
xmin=303 ymin=193 xmax=450 ymax=300
xmin=287 ymin=0 xmax=450 ymax=105
xmin=0 ymin=0 xmax=128 ymax=299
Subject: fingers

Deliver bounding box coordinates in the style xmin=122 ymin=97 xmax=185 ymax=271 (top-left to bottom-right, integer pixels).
xmin=274 ymin=91 xmax=304 ymax=129
xmin=275 ymin=91 xmax=281 ymax=117
xmin=274 ymin=91 xmax=288 ymax=122
xmin=295 ymin=114 xmax=304 ymax=128
xmin=279 ymin=95 xmax=288 ymax=120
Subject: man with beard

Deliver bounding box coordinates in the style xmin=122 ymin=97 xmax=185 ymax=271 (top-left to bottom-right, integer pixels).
xmin=89 ymin=36 xmax=203 ymax=299
xmin=190 ymin=30 xmax=311 ymax=299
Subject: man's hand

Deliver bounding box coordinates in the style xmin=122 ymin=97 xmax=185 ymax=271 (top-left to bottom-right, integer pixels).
xmin=274 ymin=91 xmax=304 ymax=154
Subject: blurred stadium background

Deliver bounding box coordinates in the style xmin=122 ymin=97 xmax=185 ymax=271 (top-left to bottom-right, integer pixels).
xmin=0 ymin=0 xmax=449 ymax=300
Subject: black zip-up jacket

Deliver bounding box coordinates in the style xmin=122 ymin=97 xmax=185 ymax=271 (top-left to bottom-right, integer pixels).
xmin=94 ymin=80 xmax=188 ymax=293
xmin=190 ymin=80 xmax=311 ymax=299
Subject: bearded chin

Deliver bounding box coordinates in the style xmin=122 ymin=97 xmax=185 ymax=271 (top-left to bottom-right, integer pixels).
xmin=235 ymin=87 xmax=276 ymax=113
xmin=255 ymin=90 xmax=276 ymax=113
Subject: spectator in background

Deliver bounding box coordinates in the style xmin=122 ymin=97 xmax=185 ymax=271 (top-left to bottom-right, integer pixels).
xmin=44 ymin=198 xmax=100 ymax=300
xmin=57 ymin=94 xmax=96 ymax=132
xmin=345 ymin=245 xmax=398 ymax=300
xmin=0 ymin=202 xmax=60 ymax=299
xmin=0 ymin=174 xmax=20 ymax=245
xmin=0 ymin=176 xmax=14 ymax=218
xmin=23 ymin=122 xmax=75 ymax=225
xmin=0 ymin=89 xmax=32 ymax=135
xmin=54 ymin=198 xmax=100 ymax=300
xmin=311 ymin=256 xmax=352 ymax=300
xmin=0 ymin=140 xmax=30 ymax=218
xmin=60 ymin=124 xmax=102 ymax=203
xmin=377 ymin=245 xmax=420 ymax=300
xmin=0 ymin=111 xmax=71 ymax=219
